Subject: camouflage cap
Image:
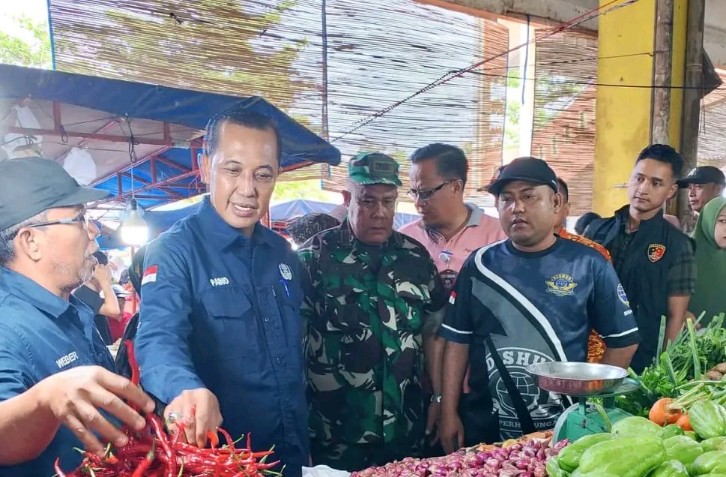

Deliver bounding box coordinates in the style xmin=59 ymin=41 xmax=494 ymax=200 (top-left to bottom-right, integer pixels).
xmin=348 ymin=152 xmax=402 ymax=186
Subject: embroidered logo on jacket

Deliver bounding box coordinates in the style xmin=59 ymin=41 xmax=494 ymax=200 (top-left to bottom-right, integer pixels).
xmin=545 ymin=274 xmax=578 ymax=297
xmin=279 ymin=263 xmax=292 ymax=280
xmin=648 ymin=243 xmax=666 ymax=262
xmin=209 ymin=277 xmax=230 ymax=287
xmin=56 ymin=351 xmax=78 ymax=369
xmin=617 ymin=283 xmax=629 ymax=306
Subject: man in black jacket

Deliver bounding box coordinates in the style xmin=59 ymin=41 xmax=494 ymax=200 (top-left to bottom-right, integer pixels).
xmin=585 ymin=144 xmax=695 ymax=372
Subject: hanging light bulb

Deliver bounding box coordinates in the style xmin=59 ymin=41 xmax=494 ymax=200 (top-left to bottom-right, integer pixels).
xmin=120 ymin=199 xmax=149 ymax=246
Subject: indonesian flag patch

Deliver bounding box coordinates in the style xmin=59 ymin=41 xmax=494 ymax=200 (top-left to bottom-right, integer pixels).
xmin=141 ymin=265 xmax=158 ymax=285
xmin=449 ymin=291 xmax=457 ymax=305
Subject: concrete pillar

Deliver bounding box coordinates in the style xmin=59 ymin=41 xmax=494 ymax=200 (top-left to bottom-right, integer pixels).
xmin=592 ymin=0 xmax=688 ymax=214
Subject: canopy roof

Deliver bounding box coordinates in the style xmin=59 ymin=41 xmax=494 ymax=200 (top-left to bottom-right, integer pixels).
xmin=0 ymin=64 xmax=341 ymax=210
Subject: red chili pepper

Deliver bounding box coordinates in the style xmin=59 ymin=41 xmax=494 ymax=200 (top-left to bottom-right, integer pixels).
xmin=124 ymin=339 xmax=140 ymax=387
xmin=218 ymin=427 xmax=237 ymax=451
xmin=131 ymin=441 xmax=155 ymax=477
xmin=148 ymin=413 xmax=178 ymax=477
xmin=208 ymin=430 xmax=220 ymax=449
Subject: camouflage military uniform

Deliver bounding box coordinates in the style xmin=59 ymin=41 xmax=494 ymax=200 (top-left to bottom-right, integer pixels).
xmin=299 ymin=225 xmax=445 ymax=469
xmin=298 ymin=152 xmax=446 ymax=471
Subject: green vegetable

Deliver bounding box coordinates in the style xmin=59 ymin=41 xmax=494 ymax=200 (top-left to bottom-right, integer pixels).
xmin=546 ymin=456 xmax=570 ymax=477
xmin=690 ymin=401 xmax=726 ymax=439
xmin=578 ymin=436 xmax=666 ymax=477
xmin=611 ymin=416 xmax=661 ymax=437
xmin=686 ymin=431 xmax=700 ymax=441
xmin=616 ymin=315 xmax=726 ymax=418
xmin=571 ymin=472 xmax=619 ymax=477
xmin=691 ymin=451 xmax=726 ymax=475
xmin=664 ymin=436 xmax=704 ymax=468
xmin=558 ymin=433 xmax=613 ymax=472
xmin=658 ymin=424 xmax=685 ymax=439
xmin=702 ymin=438 xmax=726 ymax=452
xmin=648 ymin=460 xmax=689 ymax=477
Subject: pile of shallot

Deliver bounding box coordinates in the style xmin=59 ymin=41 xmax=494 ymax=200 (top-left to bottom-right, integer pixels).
xmin=351 ymin=437 xmax=568 ymax=477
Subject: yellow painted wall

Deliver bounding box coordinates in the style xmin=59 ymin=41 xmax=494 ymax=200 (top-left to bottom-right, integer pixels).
xmin=593 ymin=0 xmax=687 ymax=215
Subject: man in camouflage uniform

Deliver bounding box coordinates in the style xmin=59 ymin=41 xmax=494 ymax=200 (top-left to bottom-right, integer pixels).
xmin=298 ymin=152 xmax=447 ymax=471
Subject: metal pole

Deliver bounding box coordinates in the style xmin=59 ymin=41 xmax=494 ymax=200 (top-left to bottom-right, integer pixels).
xmin=677 ymin=0 xmax=706 ymax=227
xmin=651 ymin=0 xmax=674 ymax=145
xmin=321 ymin=0 xmax=330 ymax=142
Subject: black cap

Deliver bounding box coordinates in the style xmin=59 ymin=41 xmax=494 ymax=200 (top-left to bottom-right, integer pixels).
xmin=0 ymin=157 xmax=110 ymax=231
xmin=486 ymin=157 xmax=559 ymax=196
xmin=677 ymin=166 xmax=726 ymax=188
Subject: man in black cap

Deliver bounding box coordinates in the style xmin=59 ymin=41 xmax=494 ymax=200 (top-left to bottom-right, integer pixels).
xmin=678 ymin=166 xmax=725 ymax=214
xmin=438 ymin=157 xmax=639 ymax=453
xmin=0 ymin=158 xmax=154 ymax=476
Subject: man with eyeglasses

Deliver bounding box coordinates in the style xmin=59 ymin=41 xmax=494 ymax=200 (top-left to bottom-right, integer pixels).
xmin=0 ymin=157 xmax=154 ymax=476
xmin=298 ymin=152 xmax=447 ymax=471
xmin=399 ymin=144 xmax=506 ymax=454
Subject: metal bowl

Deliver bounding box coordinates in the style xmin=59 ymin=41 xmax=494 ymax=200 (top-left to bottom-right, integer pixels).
xmin=526 ymin=362 xmax=628 ymax=396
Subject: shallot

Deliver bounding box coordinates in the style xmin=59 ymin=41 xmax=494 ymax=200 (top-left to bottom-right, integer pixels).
xmin=351 ymin=437 xmax=569 ymax=477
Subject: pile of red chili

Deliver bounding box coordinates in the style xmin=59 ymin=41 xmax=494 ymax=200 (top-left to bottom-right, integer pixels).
xmin=54 ymin=342 xmax=282 ymax=477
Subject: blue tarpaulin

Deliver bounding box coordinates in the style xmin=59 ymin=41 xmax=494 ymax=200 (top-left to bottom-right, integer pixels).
xmin=0 ymin=64 xmax=341 ymax=209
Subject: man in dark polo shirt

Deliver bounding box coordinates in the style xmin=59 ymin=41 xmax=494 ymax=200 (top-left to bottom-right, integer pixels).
xmin=0 ymin=158 xmax=153 ymax=477
xmin=585 ymin=144 xmax=695 ymax=372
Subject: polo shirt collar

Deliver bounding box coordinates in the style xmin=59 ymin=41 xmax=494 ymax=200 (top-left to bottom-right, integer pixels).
xmin=0 ymin=267 xmax=76 ymax=319
xmin=465 ymin=203 xmax=483 ymax=227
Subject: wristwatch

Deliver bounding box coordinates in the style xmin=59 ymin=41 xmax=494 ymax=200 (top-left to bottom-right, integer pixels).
xmin=430 ymin=393 xmax=442 ymax=403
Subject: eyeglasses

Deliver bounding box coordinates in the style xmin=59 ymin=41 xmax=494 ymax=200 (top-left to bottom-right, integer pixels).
xmin=25 ymin=213 xmax=92 ymax=231
xmin=407 ymin=180 xmax=456 ymax=201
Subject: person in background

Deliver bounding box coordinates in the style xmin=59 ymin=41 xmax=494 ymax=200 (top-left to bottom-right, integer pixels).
xmin=73 ymin=251 xmax=121 ymax=345
xmin=286 ymin=212 xmax=340 ymax=247
xmin=299 ymin=152 xmax=447 ymax=471
xmin=438 ymin=157 xmax=638 ymax=452
xmin=399 ymin=144 xmax=506 ymax=452
xmin=0 ymin=158 xmax=153 ymax=476
xmin=575 ymin=212 xmax=601 ymax=236
xmin=554 ymin=178 xmax=610 ymax=363
xmin=688 ymin=197 xmax=726 ymax=325
xmin=114 ymin=245 xmax=148 ymax=379
xmin=107 ymin=284 xmax=132 ymax=342
xmin=585 ymin=144 xmax=695 ymax=373
xmin=134 ymin=107 xmax=308 ymax=477
xmin=679 ymin=166 xmax=725 ymax=214
xmin=555 ymin=178 xmax=610 ymax=260
xmin=401 ymin=144 xmax=506 ymax=290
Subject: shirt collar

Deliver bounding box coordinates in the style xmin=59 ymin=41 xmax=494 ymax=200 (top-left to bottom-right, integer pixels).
xmin=0 ymin=267 xmax=76 ymax=319
xmin=616 ymin=204 xmax=665 ymax=231
xmin=465 ymin=203 xmax=484 ymax=227
xmin=413 ymin=203 xmax=483 ymax=232
xmin=195 ymin=196 xmax=275 ymax=249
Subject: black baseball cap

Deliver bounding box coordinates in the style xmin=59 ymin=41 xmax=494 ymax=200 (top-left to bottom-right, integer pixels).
xmin=677 ymin=166 xmax=726 ymax=188
xmin=486 ymin=157 xmax=559 ymax=196
xmin=0 ymin=157 xmax=110 ymax=231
